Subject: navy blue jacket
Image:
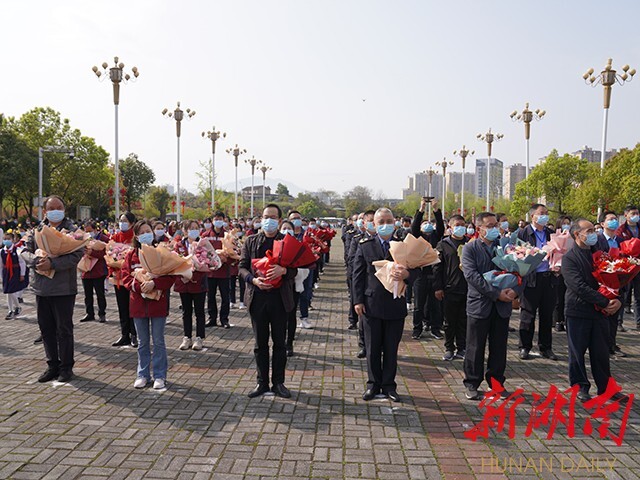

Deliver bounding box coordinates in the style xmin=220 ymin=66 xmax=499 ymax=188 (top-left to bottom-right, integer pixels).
xmin=594 ymin=232 xmax=624 ymax=253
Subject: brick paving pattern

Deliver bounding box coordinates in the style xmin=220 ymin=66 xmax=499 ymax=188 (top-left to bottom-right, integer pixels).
xmin=0 ymin=241 xmax=638 ymax=479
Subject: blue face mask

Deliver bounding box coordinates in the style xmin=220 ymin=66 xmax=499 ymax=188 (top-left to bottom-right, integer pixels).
xmin=585 ymin=232 xmax=598 ymax=246
xmin=154 ymin=229 xmax=166 ymax=240
xmin=629 ymin=215 xmax=639 ymax=224
xmin=309 ymin=224 xmax=318 ymax=230
xmin=46 ymin=210 xmax=65 ymax=223
xmin=500 ymin=221 xmax=509 ymax=231
xmin=365 ymin=221 xmax=375 ymax=233
xmin=484 ymin=227 xmax=500 ymax=241
xmin=188 ymin=229 xmax=200 ymax=239
xmin=204 ymin=222 xmax=212 ymax=229
xmin=606 ymin=219 xmax=619 ymax=230
xmin=467 ymin=227 xmax=475 ymax=236
xmin=376 ymin=224 xmax=394 ymax=238
xmin=453 ymin=226 xmax=467 ymax=238
xmin=421 ymin=223 xmax=434 ymax=234
xmin=3 ymin=240 xmax=12 ymax=248
xmin=356 ymin=219 xmax=364 ymax=228
xmin=281 ymin=229 xmax=294 ymax=236
xmin=213 ymin=220 xmax=224 ymax=229
xmin=138 ymin=232 xmax=154 ymax=245
xmin=262 ymin=218 xmax=279 ymax=234
xmin=119 ymin=221 xmax=130 ymax=232
xmin=536 ymin=214 xmax=549 ymax=226
xmin=292 ymin=219 xmax=302 ymax=228
xmin=395 ymin=221 xmax=401 ymax=227
xmin=561 ymin=224 xmax=570 ymax=232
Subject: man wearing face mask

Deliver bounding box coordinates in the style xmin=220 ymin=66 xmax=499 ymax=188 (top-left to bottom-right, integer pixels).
xmin=353 ymin=208 xmax=416 ymax=402
xmin=461 ymin=212 xmax=521 ymax=400
xmin=201 ymin=212 xmax=231 ymax=329
xmin=410 ymin=198 xmax=445 ymax=340
xmin=21 ymin=196 xmax=84 ymax=383
xmin=562 ymin=219 xmax=624 ymax=402
xmin=239 ymin=204 xmax=297 ymax=399
xmin=342 ymin=215 xmax=357 ymax=265
xmin=516 ymin=204 xmax=557 ymax=361
xmin=615 ymin=205 xmax=640 ymax=329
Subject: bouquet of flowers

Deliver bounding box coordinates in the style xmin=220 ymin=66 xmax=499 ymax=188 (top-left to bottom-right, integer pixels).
xmin=190 ymin=238 xmax=222 ymax=272
xmin=220 ymin=231 xmax=241 ymax=260
xmin=372 ymin=234 xmax=440 ymax=298
xmin=303 ymin=234 xmax=329 ymax=255
xmin=251 ymin=235 xmax=317 ymax=288
xmin=315 ymin=227 xmax=336 ymax=243
xmin=34 ymin=226 xmax=91 ymax=278
xmin=620 ymin=238 xmax=640 ymax=258
xmin=105 ymin=241 xmax=132 ymax=269
xmin=77 ymin=237 xmax=108 ymax=273
xmin=592 ymin=249 xmax=640 ymax=315
xmin=483 ymin=238 xmax=548 ymax=290
xmin=134 ymin=244 xmax=194 ymax=300
xmin=542 ymin=230 xmax=574 ymax=271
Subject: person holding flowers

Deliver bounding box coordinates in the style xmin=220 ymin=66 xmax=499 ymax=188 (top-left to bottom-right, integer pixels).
xmin=553 ymin=216 xmax=573 ymax=332
xmin=202 ymin=212 xmax=232 ymax=329
xmin=615 ymin=205 xmax=640 ymax=329
xmin=79 ymin=221 xmax=110 ymax=324
xmin=1 ymin=231 xmax=27 ymax=319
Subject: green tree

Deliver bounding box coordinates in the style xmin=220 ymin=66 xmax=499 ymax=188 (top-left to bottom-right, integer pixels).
xmin=276 ymin=183 xmax=290 ymax=196
xmin=120 ymin=153 xmax=156 ymax=211
xmin=343 ymin=186 xmax=373 ymax=216
xmin=148 ymin=186 xmax=172 ymax=220
xmin=0 ymin=120 xmax=36 ymax=217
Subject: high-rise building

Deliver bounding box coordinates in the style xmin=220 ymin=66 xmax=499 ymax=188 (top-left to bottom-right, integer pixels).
xmin=446 ymin=172 xmax=476 ymax=196
xmin=475 ymin=158 xmax=504 ymax=202
xmin=504 ymin=163 xmax=527 ymax=200
xmin=572 ymin=145 xmax=617 ymax=163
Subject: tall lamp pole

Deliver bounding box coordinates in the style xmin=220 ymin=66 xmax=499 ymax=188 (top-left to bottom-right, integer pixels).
xmin=477 ymin=129 xmax=503 ymax=211
xmin=425 ymin=167 xmax=436 ymax=222
xmin=162 ymin=102 xmax=196 ymax=222
xmin=202 ymin=127 xmax=226 ymax=212
xmin=583 ymin=58 xmax=635 ymax=219
xmin=226 ymin=144 xmax=247 ymax=218
xmin=38 ymin=146 xmax=74 ymax=221
xmin=510 ymin=103 xmax=545 ymax=220
xmin=435 ymin=158 xmax=454 ymax=215
xmin=259 ymin=163 xmax=272 ymax=209
xmin=245 ymin=156 xmax=259 ymax=217
xmin=453 ymin=146 xmax=474 ymax=216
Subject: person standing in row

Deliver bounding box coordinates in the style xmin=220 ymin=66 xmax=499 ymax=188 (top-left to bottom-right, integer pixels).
xmin=21 ymin=195 xmax=84 ymax=383
xmin=240 ymin=204 xmax=297 ymax=399
xmin=79 ymin=221 xmax=110 ymax=324
xmin=202 ymin=213 xmax=231 ymax=329
xmin=110 ymin=212 xmax=138 ymax=348
xmin=616 ymin=205 xmax=640 ymax=329
xmin=553 ymin=216 xmax=572 ymax=332
xmin=1 ymin=231 xmax=27 ymax=319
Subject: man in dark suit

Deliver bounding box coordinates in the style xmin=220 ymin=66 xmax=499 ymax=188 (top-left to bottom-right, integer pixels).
xmin=615 ymin=205 xmax=640 ymax=329
xmin=461 ymin=212 xmax=521 ymax=400
xmin=239 ymin=204 xmax=297 ymax=399
xmin=517 ymin=203 xmax=558 ymax=361
xmin=353 ymin=207 xmax=416 ymax=402
xmin=562 ymin=219 xmax=623 ymax=402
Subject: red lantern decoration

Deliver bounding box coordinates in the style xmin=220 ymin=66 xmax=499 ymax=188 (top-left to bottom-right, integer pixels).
xmin=490 ymin=205 xmax=495 ymax=212
xmin=171 ymin=200 xmax=176 ymax=212
xmin=107 ymin=187 xmax=114 ymax=197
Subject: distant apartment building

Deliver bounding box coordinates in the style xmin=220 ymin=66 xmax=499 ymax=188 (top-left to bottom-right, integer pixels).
xmin=504 ymin=163 xmax=527 ymax=200
xmin=475 ymin=158 xmax=504 ymax=200
xmin=572 ymin=145 xmax=617 ymax=163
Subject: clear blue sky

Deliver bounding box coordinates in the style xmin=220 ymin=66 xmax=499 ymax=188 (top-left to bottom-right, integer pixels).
xmin=2 ymin=0 xmax=639 ymax=199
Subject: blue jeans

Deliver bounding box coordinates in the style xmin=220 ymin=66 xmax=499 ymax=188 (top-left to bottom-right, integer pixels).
xmin=134 ymin=317 xmax=168 ymax=381
xmin=299 ymin=272 xmax=314 ymax=319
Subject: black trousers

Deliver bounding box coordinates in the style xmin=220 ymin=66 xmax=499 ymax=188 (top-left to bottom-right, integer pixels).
xmin=207 ymin=277 xmax=230 ymax=324
xmin=463 ymin=307 xmax=509 ymax=390
xmin=114 ymin=285 xmax=135 ymax=339
xmin=362 ymin=314 xmax=404 ymax=391
xmin=180 ymin=292 xmax=206 ymax=339
xmin=519 ymin=273 xmax=556 ymax=352
xmin=37 ymin=295 xmax=75 ymax=373
xmin=229 ymin=275 xmax=246 ymax=304
xmin=553 ymin=275 xmax=566 ymax=325
xmin=250 ymin=292 xmax=287 ymax=386
xmin=443 ymin=293 xmax=467 ymax=353
xmin=566 ymin=315 xmax=611 ymax=395
xmin=82 ymin=277 xmax=107 ymax=318
xmin=347 ymin=275 xmax=357 ymax=327
xmin=286 ymin=291 xmax=300 ymax=348
xmin=412 ymin=270 xmax=442 ymax=335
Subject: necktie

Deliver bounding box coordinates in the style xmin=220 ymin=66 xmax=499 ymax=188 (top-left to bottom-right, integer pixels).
xmin=383 ymin=241 xmax=390 ymax=258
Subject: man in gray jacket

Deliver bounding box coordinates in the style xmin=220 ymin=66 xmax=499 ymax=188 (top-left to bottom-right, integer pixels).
xmin=21 ymin=196 xmax=83 ymax=383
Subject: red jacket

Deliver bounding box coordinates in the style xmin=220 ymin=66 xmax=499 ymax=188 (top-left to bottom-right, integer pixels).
xmin=82 ymin=231 xmax=110 ymax=279
xmin=108 ymin=229 xmax=135 ymax=288
xmin=615 ymin=223 xmax=640 ymax=242
xmin=172 ymin=238 xmax=207 ymax=294
xmin=201 ymin=229 xmax=230 ymax=278
xmin=122 ymin=248 xmax=175 ymax=318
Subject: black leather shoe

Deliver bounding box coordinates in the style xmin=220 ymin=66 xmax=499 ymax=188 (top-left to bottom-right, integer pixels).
xmin=130 ymin=335 xmax=138 ymax=348
xmin=508 ymin=326 xmax=516 ymax=332
xmin=247 ymin=384 xmax=270 ymax=398
xmin=347 ymin=323 xmax=357 ymax=330
xmin=577 ymin=391 xmax=592 ymax=403
xmin=34 ymin=336 xmax=43 ymax=345
xmin=112 ymin=336 xmax=130 ymax=347
xmin=38 ymin=369 xmax=59 ymax=383
xmin=205 ymin=320 xmax=218 ymax=328
xmin=98 ymin=315 xmax=106 ymax=323
xmin=386 ymin=391 xmax=401 ymax=403
xmin=519 ymin=348 xmax=530 ymax=360
xmin=79 ymin=314 xmax=94 ymax=323
xmin=286 ymin=347 xmax=294 ymax=357
xmin=356 ymin=349 xmax=366 ymax=359
xmin=430 ymin=329 xmax=444 ymax=340
xmin=362 ymin=388 xmax=379 ymax=401
xmin=555 ymin=322 xmax=565 ymax=332
xmin=541 ymin=349 xmax=558 ymax=361
xmin=272 ymin=383 xmax=291 ymax=398
xmin=58 ymin=371 xmax=73 ymax=382
xmin=222 ymin=323 xmax=231 ymax=329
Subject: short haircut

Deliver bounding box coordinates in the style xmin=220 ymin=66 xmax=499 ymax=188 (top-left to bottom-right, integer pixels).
xmin=121 ymin=211 xmax=136 ymax=224
xmin=496 ymin=212 xmax=506 ymax=220
xmin=374 ymin=207 xmax=393 ymax=218
xmin=624 ymin=204 xmax=639 ymax=214
xmin=570 ymin=218 xmax=590 ymax=239
xmin=43 ymin=195 xmax=65 ymax=209
xmin=264 ymin=203 xmax=282 ymax=218
xmin=529 ymin=203 xmax=547 ymax=216
xmin=364 ymin=209 xmax=376 ymax=217
xmin=449 ymin=214 xmax=465 ymax=224
xmin=476 ymin=212 xmax=496 ymax=225
xmin=213 ymin=211 xmax=225 ymax=219
xmin=288 ymin=210 xmax=301 ymax=218
xmin=402 ymin=216 xmax=411 ymax=223
xmin=599 ymin=210 xmax=617 ymax=223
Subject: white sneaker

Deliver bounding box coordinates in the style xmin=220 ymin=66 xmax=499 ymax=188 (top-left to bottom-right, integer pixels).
xmin=313 ymin=283 xmax=319 ymax=289
xmin=179 ymin=337 xmax=192 ymax=350
xmin=299 ymin=318 xmax=313 ymax=329
xmin=192 ymin=337 xmax=203 ymax=351
xmin=238 ymin=302 xmax=246 ymax=310
xmin=133 ymin=377 xmax=147 ymax=389
xmin=230 ymin=303 xmax=237 ymax=309
xmin=153 ymin=378 xmax=166 ymax=390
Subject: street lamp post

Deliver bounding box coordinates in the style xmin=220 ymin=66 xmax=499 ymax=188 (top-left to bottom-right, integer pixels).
xmin=435 ymin=158 xmax=454 ymax=215
xmin=583 ymin=58 xmax=635 ymax=219
xmin=92 ymin=57 xmax=139 ymax=220
xmin=162 ymin=102 xmax=196 ymax=222
xmin=38 ymin=146 xmax=74 ymax=221
xmin=202 ymin=127 xmax=226 ymax=212
xmin=226 ymin=144 xmax=247 ymax=218
xmin=477 ymin=129 xmax=503 ymax=212
xmin=425 ymin=167 xmax=436 ymax=222
xmin=259 ymin=163 xmax=272 ymax=209
xmin=453 ymin=146 xmax=474 ymax=216
xmin=245 ymin=156 xmax=259 ymax=217
xmin=510 ymin=103 xmax=545 ymax=220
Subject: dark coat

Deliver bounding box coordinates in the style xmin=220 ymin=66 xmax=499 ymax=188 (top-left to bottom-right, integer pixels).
xmin=81 ymin=231 xmax=110 ymax=280
xmin=594 ymin=232 xmax=624 ymax=253
xmin=410 ymin=209 xmax=445 ymax=248
xmin=238 ymin=231 xmax=297 ymax=313
xmin=352 ymin=235 xmax=417 ymax=320
xmin=561 ymin=244 xmax=609 ymax=318
xmin=433 ymin=236 xmax=468 ymax=295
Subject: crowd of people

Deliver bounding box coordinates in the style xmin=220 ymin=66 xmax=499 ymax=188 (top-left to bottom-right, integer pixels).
xmin=3 ymin=194 xmax=639 ymax=404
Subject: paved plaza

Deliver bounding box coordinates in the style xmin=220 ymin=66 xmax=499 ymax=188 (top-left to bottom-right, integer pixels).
xmin=0 ymin=242 xmax=639 ymax=480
